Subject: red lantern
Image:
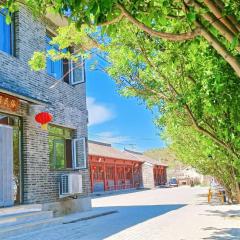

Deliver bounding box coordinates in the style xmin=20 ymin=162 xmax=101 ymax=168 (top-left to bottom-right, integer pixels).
xmin=35 ymin=112 xmax=53 ymax=130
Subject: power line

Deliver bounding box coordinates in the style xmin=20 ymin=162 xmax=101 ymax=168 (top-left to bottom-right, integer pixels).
xmin=88 ymin=133 xmax=165 ymax=151
xmin=88 ymin=133 xmax=162 ymax=142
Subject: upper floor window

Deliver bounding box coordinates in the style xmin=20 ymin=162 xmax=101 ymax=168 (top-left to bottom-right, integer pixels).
xmin=46 ymin=34 xmax=63 ymax=80
xmin=70 ymin=56 xmax=85 ymax=85
xmin=0 ymin=9 xmax=14 ymax=55
xmin=46 ymin=32 xmax=85 ymax=84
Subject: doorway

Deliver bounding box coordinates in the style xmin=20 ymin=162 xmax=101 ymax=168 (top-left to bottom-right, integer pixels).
xmin=0 ymin=113 xmax=22 ymax=205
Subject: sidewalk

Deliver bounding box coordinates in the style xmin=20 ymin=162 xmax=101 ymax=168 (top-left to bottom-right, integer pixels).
xmin=3 ymin=187 xmax=240 ymax=240
xmin=92 ymin=186 xmax=240 ymax=240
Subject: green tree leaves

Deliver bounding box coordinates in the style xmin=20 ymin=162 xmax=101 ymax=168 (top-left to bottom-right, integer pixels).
xmin=28 ymin=52 xmax=46 ymax=71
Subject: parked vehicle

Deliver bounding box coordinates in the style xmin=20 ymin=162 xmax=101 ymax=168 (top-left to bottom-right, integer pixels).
xmin=169 ymin=177 xmax=178 ymax=187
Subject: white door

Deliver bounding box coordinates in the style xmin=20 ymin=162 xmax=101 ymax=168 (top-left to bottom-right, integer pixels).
xmin=0 ymin=125 xmax=13 ymax=207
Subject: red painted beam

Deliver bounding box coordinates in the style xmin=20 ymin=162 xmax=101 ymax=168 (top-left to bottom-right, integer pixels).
xmin=123 ymin=164 xmax=126 ymax=189
xmin=131 ymin=163 xmax=134 ymax=188
xmin=114 ymin=161 xmax=117 ymax=190
xmin=103 ymin=162 xmax=107 ymax=191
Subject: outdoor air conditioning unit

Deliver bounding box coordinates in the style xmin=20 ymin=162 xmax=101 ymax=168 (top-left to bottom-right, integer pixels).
xmin=59 ymin=174 xmax=83 ymax=197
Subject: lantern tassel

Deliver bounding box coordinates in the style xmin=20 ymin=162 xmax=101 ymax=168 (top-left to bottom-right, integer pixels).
xmin=41 ymin=123 xmax=48 ymax=130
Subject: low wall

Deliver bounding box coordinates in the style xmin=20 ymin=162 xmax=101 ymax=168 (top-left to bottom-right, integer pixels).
xmin=142 ymin=162 xmax=155 ymax=189
xmin=42 ymin=196 xmax=92 ymax=217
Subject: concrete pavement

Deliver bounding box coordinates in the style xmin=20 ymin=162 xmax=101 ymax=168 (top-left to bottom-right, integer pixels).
xmin=4 ymin=186 xmax=240 ymax=240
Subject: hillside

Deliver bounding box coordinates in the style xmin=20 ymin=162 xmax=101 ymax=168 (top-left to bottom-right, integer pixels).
xmin=144 ymin=148 xmax=186 ymax=170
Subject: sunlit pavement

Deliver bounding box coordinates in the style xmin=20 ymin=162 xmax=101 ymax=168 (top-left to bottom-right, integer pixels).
xmin=6 ymin=186 xmax=240 ymax=240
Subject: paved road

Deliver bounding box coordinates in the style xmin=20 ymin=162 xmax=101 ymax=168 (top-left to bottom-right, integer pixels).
xmin=7 ymin=187 xmax=240 ymax=240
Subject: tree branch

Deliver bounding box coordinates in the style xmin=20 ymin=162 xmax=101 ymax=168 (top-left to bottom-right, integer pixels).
xmin=131 ymin=73 xmax=169 ymax=101
xmin=116 ymin=3 xmax=201 ymax=41
xmin=167 ymin=81 xmax=239 ymax=158
xmin=203 ymin=0 xmax=239 ymax=35
xmin=188 ymin=0 xmax=240 ymax=52
xmin=214 ymin=0 xmax=240 ymax=32
xmin=113 ymin=2 xmax=240 ymax=77
xmin=197 ymin=21 xmax=240 ymax=78
xmin=184 ymin=103 xmax=239 ymax=158
xmin=187 ymin=75 xmax=197 ymax=84
xmin=99 ymin=12 xmax=124 ymax=26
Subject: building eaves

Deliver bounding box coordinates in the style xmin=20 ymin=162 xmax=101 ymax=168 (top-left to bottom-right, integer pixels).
xmin=0 ymin=82 xmax=50 ymax=105
xmin=88 ymin=140 xmax=141 ymax=162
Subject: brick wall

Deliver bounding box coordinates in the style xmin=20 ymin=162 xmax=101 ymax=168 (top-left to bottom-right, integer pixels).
xmin=0 ymin=5 xmax=90 ymax=204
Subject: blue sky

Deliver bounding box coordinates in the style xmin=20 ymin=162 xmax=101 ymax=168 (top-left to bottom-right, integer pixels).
xmin=86 ymin=58 xmax=166 ymax=152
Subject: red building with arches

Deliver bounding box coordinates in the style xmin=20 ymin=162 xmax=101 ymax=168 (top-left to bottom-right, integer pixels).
xmin=88 ymin=141 xmax=167 ymax=192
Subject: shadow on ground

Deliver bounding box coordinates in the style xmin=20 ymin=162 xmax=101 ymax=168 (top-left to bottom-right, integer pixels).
xmin=60 ymin=204 xmax=187 ymax=240
xmin=8 ymin=204 xmax=187 ymax=240
xmin=91 ymin=188 xmax=148 ymax=199
xmin=10 ymin=204 xmax=187 ymax=240
xmin=201 ymin=209 xmax=240 ymax=239
xmin=197 ymin=193 xmax=208 ymax=198
xmin=200 ymin=209 xmax=240 ymax=217
xmin=194 ymin=193 xmax=209 ymax=205
xmin=202 ymin=227 xmax=240 ymax=239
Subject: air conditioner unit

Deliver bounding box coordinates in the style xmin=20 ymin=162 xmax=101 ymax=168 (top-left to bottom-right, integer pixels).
xmin=59 ymin=174 xmax=83 ymax=197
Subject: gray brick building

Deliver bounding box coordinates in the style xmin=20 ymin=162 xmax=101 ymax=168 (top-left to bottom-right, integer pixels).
xmin=0 ymin=4 xmax=91 ymax=215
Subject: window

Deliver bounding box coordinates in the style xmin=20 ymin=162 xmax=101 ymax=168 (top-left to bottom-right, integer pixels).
xmin=48 ymin=125 xmax=87 ymax=170
xmin=46 ymin=34 xmax=63 ymax=80
xmin=72 ymin=138 xmax=87 ymax=169
xmin=48 ymin=125 xmax=73 ymax=169
xmin=71 ymin=56 xmax=85 ymax=85
xmin=46 ymin=32 xmax=85 ymax=84
xmin=0 ymin=9 xmax=14 ymax=55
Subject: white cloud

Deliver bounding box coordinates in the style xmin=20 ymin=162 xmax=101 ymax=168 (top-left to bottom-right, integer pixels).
xmin=92 ymin=131 xmax=132 ymax=144
xmin=89 ymin=132 xmax=140 ymax=152
xmin=87 ymin=97 xmax=114 ymax=126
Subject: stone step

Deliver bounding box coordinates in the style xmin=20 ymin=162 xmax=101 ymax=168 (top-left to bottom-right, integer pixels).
xmin=0 ymin=216 xmax=63 ymax=239
xmin=0 ymin=210 xmax=53 ymax=228
xmin=0 ymin=208 xmax=120 ymax=239
xmin=0 ymin=204 xmax=42 ymax=217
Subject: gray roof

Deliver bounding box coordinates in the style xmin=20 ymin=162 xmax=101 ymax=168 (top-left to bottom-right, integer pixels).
xmin=124 ymin=149 xmax=168 ymax=167
xmin=88 ymin=141 xmax=167 ymax=166
xmin=88 ymin=140 xmax=141 ymax=162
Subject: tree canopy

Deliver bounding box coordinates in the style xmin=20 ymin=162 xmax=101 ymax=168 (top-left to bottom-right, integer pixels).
xmin=3 ymin=0 xmax=240 ymax=201
xmin=3 ymin=0 xmax=240 ymax=76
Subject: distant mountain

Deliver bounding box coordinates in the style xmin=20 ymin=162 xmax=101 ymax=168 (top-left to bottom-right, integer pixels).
xmin=144 ymin=148 xmax=186 ymax=170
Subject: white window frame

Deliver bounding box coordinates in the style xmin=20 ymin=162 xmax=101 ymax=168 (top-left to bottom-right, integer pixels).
xmin=70 ymin=57 xmax=85 ymax=85
xmin=72 ymin=137 xmax=87 ymax=169
xmin=69 ymin=60 xmax=74 ymax=84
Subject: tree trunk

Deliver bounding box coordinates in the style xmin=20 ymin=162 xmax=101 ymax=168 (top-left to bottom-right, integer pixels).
xmin=229 ymin=166 xmax=240 ymax=203
xmin=198 ymin=24 xmax=240 ymax=78
xmin=234 ymin=180 xmax=240 ymax=203
xmin=203 ymin=0 xmax=239 ymax=35
xmin=188 ymin=1 xmax=240 ymax=52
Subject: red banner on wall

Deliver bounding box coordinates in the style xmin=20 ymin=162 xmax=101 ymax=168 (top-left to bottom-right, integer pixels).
xmin=0 ymin=93 xmax=20 ymax=112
